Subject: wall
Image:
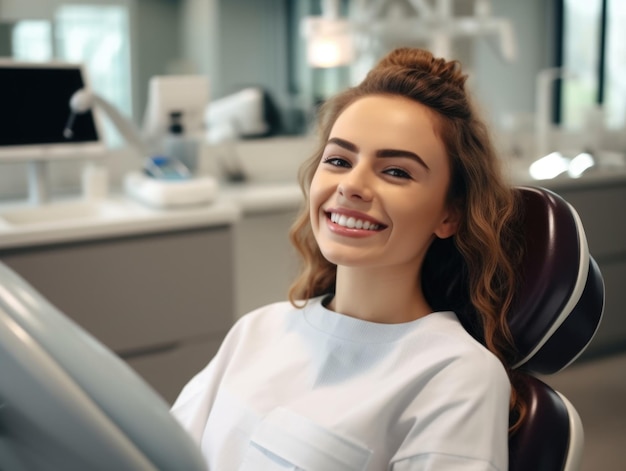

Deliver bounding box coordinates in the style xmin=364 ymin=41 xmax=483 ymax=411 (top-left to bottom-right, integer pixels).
xmin=181 ymin=0 xmax=291 ymax=112
xmin=180 ymin=0 xmax=219 ymax=93
xmin=472 ymin=0 xmax=554 ymax=127
xmin=132 ymin=0 xmax=182 ymax=121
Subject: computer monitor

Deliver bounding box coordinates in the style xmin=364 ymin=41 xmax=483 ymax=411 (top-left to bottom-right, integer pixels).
xmin=0 ymin=60 xmax=106 ymax=161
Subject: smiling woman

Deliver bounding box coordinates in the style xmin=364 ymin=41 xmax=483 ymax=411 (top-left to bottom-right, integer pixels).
xmin=171 ymin=47 xmax=525 ymax=471
xmin=308 ymin=96 xmax=458 ymax=320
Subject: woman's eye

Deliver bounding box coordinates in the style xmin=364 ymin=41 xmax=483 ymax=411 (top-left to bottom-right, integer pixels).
xmin=384 ymin=168 xmax=412 ymax=179
xmin=323 ymin=157 xmax=351 ymax=168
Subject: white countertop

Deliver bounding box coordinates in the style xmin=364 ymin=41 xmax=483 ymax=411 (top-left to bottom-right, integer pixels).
xmin=0 ymin=180 xmax=304 ymax=250
xmin=0 ymin=194 xmax=241 ymax=250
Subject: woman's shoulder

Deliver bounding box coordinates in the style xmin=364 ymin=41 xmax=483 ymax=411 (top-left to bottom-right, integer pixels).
xmin=414 ymin=312 xmax=509 ymax=381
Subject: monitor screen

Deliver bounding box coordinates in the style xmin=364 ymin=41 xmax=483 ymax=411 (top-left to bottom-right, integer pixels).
xmin=0 ymin=61 xmax=105 ymax=160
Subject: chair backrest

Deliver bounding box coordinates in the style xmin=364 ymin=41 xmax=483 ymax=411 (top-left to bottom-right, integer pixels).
xmin=506 ymin=186 xmax=605 ymax=471
xmin=0 ymin=262 xmax=208 ymax=471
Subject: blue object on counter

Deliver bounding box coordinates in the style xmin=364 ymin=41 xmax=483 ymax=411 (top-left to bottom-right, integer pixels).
xmin=144 ymin=155 xmax=191 ymax=180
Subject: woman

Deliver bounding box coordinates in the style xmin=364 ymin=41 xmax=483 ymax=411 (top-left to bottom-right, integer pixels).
xmin=171 ymin=47 xmax=525 ymax=471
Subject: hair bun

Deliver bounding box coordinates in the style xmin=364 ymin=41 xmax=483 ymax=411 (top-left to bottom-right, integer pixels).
xmin=375 ymin=48 xmax=468 ymax=91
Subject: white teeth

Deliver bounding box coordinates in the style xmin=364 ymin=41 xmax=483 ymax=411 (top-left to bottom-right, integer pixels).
xmin=329 ymin=213 xmax=380 ymax=231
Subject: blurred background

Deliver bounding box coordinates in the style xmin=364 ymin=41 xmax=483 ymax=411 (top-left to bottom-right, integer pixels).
xmin=0 ymin=2 xmax=624 ymax=469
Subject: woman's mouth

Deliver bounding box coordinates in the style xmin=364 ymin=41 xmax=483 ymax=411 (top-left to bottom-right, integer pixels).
xmin=327 ymin=212 xmax=385 ymax=231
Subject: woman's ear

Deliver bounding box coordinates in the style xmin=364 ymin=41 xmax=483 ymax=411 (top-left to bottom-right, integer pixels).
xmin=434 ymin=206 xmax=460 ymax=239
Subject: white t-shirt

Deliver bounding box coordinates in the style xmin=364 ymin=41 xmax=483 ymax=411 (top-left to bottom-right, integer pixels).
xmin=171 ymin=296 xmax=510 ymax=471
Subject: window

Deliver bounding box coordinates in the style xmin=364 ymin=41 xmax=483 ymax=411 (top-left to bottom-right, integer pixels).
xmin=604 ymin=0 xmax=626 ymax=129
xmin=560 ymin=0 xmax=625 ymax=130
xmin=561 ymin=0 xmax=603 ymax=130
xmin=11 ymin=4 xmax=132 ymax=146
xmin=11 ymin=21 xmax=53 ymax=61
xmin=54 ymin=4 xmax=132 ymax=118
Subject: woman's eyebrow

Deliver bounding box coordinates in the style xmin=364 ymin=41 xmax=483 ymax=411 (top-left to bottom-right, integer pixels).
xmin=376 ymin=149 xmax=430 ymax=171
xmin=326 ymin=137 xmax=358 ymax=153
xmin=326 ymin=137 xmax=430 ymax=171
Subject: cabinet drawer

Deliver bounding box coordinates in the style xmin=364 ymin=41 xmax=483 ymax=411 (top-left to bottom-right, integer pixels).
xmin=0 ymin=227 xmax=235 ymax=353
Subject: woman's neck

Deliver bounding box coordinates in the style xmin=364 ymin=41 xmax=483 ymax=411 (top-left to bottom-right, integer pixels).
xmin=328 ymin=265 xmax=433 ymax=324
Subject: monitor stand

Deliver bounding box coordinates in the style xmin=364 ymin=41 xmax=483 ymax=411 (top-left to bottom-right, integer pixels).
xmin=27 ymin=161 xmax=50 ymax=205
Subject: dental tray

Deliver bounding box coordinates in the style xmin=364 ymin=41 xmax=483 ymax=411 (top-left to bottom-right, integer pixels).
xmin=124 ymin=171 xmax=218 ymax=209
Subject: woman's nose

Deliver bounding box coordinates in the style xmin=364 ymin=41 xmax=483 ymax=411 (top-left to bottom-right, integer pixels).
xmin=337 ymin=166 xmax=373 ymax=201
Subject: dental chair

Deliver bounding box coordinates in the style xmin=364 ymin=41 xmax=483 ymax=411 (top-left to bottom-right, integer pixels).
xmin=0 ymin=263 xmax=207 ymax=470
xmin=0 ymin=186 xmax=603 ymax=471
xmin=505 ymin=186 xmax=604 ymax=471
xmin=432 ymin=185 xmax=604 ymax=471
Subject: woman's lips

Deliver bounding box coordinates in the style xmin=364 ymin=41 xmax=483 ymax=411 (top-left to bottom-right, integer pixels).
xmin=328 ymin=212 xmax=383 ymax=231
xmin=324 ymin=209 xmax=387 ymax=237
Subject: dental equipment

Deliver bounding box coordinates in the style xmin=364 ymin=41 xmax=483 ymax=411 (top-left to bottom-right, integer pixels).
xmin=67 ymin=88 xmax=148 ymax=159
xmin=301 ymin=0 xmax=518 ymax=71
xmin=68 ymin=88 xmax=217 ymax=208
xmin=141 ymin=75 xmax=210 ymax=157
xmin=0 ymin=61 xmax=106 ymax=205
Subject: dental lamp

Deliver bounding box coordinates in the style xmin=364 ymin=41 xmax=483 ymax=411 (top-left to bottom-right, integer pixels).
xmin=301 ymin=0 xmax=518 ymax=68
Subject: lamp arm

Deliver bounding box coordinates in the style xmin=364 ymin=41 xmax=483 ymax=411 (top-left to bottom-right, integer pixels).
xmin=69 ymin=89 xmax=148 ymax=157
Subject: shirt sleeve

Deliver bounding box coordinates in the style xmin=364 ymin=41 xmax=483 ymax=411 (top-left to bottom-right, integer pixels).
xmin=170 ymin=358 xmax=220 ymax=443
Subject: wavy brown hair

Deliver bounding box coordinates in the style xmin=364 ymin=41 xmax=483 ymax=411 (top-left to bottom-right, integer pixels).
xmin=288 ymin=48 xmax=526 ymax=432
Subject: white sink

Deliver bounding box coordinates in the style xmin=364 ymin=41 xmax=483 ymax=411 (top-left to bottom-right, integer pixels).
xmin=0 ymin=201 xmax=128 ymax=227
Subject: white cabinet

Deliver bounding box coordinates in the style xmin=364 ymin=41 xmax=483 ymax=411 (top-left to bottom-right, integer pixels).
xmin=233 ymin=208 xmax=300 ymax=318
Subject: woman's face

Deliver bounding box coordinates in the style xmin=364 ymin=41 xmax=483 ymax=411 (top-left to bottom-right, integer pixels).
xmin=309 ymin=94 xmax=458 ymax=272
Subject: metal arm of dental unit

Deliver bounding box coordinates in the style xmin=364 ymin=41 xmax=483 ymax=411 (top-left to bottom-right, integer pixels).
xmin=67 ymin=89 xmax=149 ymax=159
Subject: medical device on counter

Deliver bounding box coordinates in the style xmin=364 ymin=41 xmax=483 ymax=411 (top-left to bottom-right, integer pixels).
xmin=161 ymin=110 xmax=200 ymax=174
xmin=68 ymin=86 xmax=218 ymax=209
xmin=142 ymin=75 xmax=209 ymax=167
